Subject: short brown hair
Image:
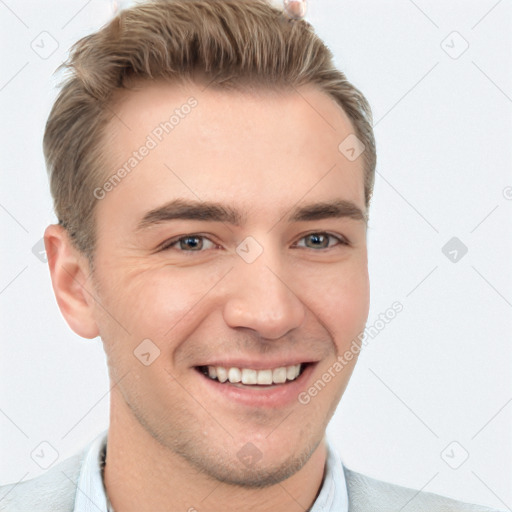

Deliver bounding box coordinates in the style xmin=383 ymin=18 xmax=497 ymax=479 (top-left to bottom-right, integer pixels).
xmin=43 ymin=0 xmax=376 ymax=265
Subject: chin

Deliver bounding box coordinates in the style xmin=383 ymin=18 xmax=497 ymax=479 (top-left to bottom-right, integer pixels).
xmin=171 ymin=432 xmax=323 ymax=489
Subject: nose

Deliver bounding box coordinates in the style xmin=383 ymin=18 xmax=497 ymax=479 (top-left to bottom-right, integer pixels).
xmin=222 ymin=251 xmax=306 ymax=340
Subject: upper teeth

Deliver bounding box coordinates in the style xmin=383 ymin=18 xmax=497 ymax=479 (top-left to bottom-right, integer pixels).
xmin=206 ymin=364 xmax=302 ymax=385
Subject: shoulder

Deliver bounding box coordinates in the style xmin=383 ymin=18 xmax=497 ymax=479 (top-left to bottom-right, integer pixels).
xmin=0 ymin=450 xmax=84 ymax=512
xmin=343 ymin=465 xmax=504 ymax=512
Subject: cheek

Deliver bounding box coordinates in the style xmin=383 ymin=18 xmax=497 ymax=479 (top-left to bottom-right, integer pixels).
xmin=293 ymin=259 xmax=370 ymax=341
xmin=338 ymin=267 xmax=370 ymax=330
xmin=94 ymin=264 xmax=228 ymax=353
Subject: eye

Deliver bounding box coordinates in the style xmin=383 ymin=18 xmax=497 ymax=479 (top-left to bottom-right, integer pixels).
xmin=160 ymin=234 xmax=217 ymax=252
xmin=294 ymin=232 xmax=348 ymax=250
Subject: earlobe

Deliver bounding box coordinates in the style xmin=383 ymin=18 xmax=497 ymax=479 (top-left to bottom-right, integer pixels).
xmin=44 ymin=224 xmax=100 ymax=339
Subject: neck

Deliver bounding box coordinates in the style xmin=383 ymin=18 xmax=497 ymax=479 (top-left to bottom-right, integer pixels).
xmin=104 ymin=399 xmax=328 ymax=512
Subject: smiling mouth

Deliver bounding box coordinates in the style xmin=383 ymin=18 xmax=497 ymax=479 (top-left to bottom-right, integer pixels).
xmin=196 ymin=363 xmax=309 ymax=386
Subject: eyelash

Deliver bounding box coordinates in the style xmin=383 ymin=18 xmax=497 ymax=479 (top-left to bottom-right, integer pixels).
xmin=158 ymin=232 xmax=349 ymax=253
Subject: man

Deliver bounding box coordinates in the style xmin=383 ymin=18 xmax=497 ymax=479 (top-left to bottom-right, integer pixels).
xmin=0 ymin=1 xmax=503 ymax=510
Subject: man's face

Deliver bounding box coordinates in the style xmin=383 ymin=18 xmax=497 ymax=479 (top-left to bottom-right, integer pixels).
xmin=89 ymin=80 xmax=369 ymax=486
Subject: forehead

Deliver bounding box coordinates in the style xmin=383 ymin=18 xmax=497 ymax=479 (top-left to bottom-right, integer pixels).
xmin=97 ymin=80 xmax=366 ymax=229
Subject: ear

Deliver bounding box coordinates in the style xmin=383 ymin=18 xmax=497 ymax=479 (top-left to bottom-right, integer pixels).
xmin=44 ymin=224 xmax=100 ymax=339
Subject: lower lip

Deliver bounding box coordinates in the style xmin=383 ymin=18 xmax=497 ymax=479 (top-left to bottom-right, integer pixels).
xmin=196 ymin=364 xmax=317 ymax=408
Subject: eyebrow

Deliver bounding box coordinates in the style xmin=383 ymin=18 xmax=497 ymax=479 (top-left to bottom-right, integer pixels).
xmin=135 ymin=197 xmax=367 ymax=231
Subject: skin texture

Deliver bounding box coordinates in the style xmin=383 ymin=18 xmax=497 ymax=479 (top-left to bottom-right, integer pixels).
xmin=45 ymin=81 xmax=370 ymax=512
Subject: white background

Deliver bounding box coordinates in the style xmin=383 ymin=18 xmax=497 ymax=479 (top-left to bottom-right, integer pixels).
xmin=0 ymin=0 xmax=511 ymax=509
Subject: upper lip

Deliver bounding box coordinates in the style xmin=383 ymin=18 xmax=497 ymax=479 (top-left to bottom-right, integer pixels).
xmin=195 ymin=359 xmax=317 ymax=370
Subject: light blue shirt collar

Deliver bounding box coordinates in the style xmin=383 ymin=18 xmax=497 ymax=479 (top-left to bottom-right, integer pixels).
xmin=73 ymin=430 xmax=348 ymax=512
